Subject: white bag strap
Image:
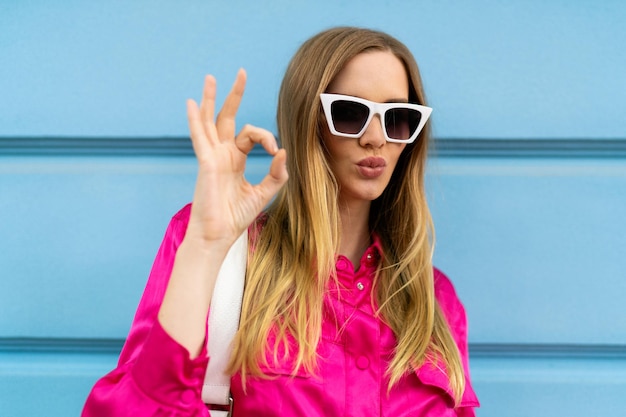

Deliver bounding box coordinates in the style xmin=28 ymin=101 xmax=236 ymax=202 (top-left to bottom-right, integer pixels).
xmin=202 ymin=230 xmax=248 ymax=416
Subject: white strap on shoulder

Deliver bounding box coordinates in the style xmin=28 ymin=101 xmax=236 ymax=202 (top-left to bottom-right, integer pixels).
xmin=202 ymin=230 xmax=248 ymax=413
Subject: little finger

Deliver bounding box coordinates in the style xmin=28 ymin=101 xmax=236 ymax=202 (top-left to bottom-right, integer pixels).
xmin=187 ymin=99 xmax=211 ymax=160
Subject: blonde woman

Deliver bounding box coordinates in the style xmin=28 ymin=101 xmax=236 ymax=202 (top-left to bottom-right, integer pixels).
xmin=83 ymin=27 xmax=479 ymax=416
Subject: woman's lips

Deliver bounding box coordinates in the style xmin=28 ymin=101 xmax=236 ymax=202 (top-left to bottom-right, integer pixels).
xmin=357 ymin=157 xmax=386 ymax=178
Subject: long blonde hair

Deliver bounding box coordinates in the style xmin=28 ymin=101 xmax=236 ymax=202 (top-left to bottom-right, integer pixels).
xmin=228 ymin=27 xmax=465 ymax=403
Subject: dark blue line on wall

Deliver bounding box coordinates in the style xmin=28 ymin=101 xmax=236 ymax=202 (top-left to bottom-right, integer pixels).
xmin=432 ymin=138 xmax=626 ymax=158
xmin=1 ymin=137 xmax=626 ymax=158
xmin=470 ymin=343 xmax=626 ymax=359
xmin=0 ymin=338 xmax=124 ymax=354
xmin=2 ymin=338 xmax=626 ymax=359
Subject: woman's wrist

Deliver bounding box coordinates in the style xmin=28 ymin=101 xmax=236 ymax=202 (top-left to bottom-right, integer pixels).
xmin=158 ymin=235 xmax=232 ymax=357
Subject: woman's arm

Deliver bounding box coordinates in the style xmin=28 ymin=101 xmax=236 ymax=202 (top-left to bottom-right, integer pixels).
xmin=82 ymin=71 xmax=288 ymax=416
xmin=82 ymin=208 xmax=211 ymax=417
xmin=433 ymin=268 xmax=480 ymax=415
xmin=159 ymin=70 xmax=287 ymax=358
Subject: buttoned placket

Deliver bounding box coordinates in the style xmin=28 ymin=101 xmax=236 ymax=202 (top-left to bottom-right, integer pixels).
xmin=333 ymin=247 xmax=382 ymax=415
xmin=335 ymin=250 xmax=379 ymax=307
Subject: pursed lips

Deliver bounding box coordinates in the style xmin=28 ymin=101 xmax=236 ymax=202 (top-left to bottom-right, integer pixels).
xmin=357 ymin=157 xmax=386 ymax=168
xmin=356 ymin=157 xmax=386 ymax=178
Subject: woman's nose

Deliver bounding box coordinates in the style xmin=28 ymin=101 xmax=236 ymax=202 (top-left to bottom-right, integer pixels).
xmin=358 ymin=115 xmax=386 ymax=148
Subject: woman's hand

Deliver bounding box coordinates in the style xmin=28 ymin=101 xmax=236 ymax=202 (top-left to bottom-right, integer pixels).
xmin=185 ymin=69 xmax=288 ymax=249
xmin=158 ymin=70 xmax=288 ymax=357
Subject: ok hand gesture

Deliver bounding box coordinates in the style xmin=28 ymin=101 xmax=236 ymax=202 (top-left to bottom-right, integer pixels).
xmin=185 ymin=69 xmax=288 ymax=249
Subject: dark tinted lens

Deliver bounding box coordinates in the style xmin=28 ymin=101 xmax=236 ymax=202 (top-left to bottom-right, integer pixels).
xmin=330 ymin=100 xmax=369 ymax=134
xmin=385 ymin=108 xmax=422 ymax=140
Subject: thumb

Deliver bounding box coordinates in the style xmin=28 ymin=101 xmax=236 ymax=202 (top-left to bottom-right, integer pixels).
xmin=255 ymin=149 xmax=288 ymax=204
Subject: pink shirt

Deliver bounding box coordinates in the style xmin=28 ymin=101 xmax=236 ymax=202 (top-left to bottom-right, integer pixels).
xmin=82 ymin=204 xmax=479 ymax=416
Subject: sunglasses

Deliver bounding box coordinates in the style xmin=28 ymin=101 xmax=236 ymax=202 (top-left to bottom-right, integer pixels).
xmin=320 ymin=93 xmax=432 ymax=143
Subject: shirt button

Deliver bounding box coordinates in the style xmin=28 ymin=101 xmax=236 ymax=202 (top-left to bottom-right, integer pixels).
xmin=367 ymin=253 xmax=372 ymax=260
xmin=356 ymin=282 xmax=364 ymax=291
xmin=337 ymin=259 xmax=349 ymax=271
xmin=356 ymin=356 xmax=370 ymax=370
xmin=181 ymin=388 xmax=196 ymax=405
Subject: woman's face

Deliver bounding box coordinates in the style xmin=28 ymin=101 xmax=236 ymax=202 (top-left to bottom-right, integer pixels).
xmin=322 ymin=50 xmax=408 ymax=208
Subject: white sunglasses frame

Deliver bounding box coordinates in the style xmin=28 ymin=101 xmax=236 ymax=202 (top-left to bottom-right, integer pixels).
xmin=320 ymin=93 xmax=432 ymax=144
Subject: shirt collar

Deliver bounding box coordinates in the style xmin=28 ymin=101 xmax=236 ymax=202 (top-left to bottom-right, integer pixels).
xmin=370 ymin=232 xmax=384 ymax=259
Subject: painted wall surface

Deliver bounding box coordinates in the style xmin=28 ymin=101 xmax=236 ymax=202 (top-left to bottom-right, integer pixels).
xmin=1 ymin=1 xmax=625 ymax=417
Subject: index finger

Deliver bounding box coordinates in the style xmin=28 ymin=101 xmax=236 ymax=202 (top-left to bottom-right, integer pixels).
xmin=215 ymin=68 xmax=247 ymax=141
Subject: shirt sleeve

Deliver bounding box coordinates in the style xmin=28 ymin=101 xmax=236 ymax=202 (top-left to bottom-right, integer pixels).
xmin=433 ymin=268 xmax=481 ymax=414
xmin=82 ymin=204 xmax=210 ymax=417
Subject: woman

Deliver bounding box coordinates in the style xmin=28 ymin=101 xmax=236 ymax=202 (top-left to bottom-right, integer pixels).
xmin=82 ymin=27 xmax=479 ymax=416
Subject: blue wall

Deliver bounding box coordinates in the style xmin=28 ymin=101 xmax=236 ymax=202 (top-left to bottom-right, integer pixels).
xmin=1 ymin=1 xmax=625 ymax=416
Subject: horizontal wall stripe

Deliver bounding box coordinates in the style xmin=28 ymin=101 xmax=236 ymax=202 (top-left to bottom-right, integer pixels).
xmin=0 ymin=338 xmax=124 ymax=354
xmin=470 ymin=343 xmax=626 ymax=359
xmin=432 ymin=138 xmax=626 ymax=158
xmin=0 ymin=137 xmax=194 ymax=157
xmin=1 ymin=137 xmax=626 ymax=158
xmin=2 ymin=338 xmax=625 ymax=359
